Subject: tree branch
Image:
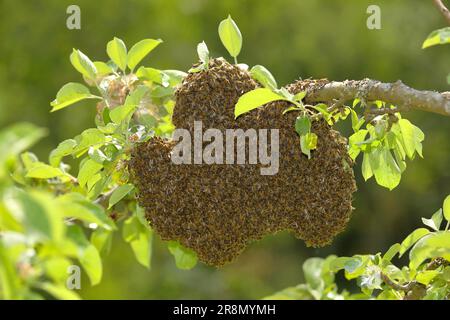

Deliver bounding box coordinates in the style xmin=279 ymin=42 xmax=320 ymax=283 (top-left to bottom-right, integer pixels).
xmin=433 ymin=0 xmax=450 ymax=25
xmin=301 ymin=78 xmax=450 ymax=117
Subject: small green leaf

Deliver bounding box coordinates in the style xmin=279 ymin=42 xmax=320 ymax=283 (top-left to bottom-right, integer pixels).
xmin=250 ymin=65 xmax=277 ymax=90
xmin=197 ymin=41 xmax=209 ymax=67
xmin=78 ymin=159 xmax=103 ymax=188
xmin=399 ymin=228 xmax=430 ymax=257
xmin=295 ymin=116 xmax=311 ymax=136
xmin=108 ymin=184 xmax=134 ymax=209
xmin=218 ymin=15 xmax=242 ymax=60
xmin=167 ymin=241 xmax=197 ymax=270
xmin=70 ymin=49 xmax=97 ymax=80
xmin=26 ymin=162 xmax=66 ymax=179
xmin=300 ymin=132 xmax=318 ymax=159
xmin=66 ymin=225 xmax=102 ymax=285
xmin=122 ymin=215 xmax=152 ymax=268
xmin=106 ymin=37 xmax=128 ymax=71
xmin=127 ymin=39 xmax=162 ymax=71
xmin=443 ymin=195 xmax=450 ymax=221
xmin=50 ymin=83 xmax=100 ymax=112
xmin=293 ymin=91 xmax=307 ymax=102
xmin=422 ymin=27 xmax=450 ymax=49
xmin=234 ymin=88 xmax=288 ymax=118
xmin=422 ymin=209 xmax=443 ymax=231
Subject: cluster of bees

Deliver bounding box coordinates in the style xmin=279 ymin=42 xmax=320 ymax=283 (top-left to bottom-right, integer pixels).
xmin=130 ymin=58 xmax=357 ymax=267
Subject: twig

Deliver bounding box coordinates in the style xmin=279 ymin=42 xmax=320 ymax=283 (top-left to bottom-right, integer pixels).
xmin=302 ymin=79 xmax=450 ymax=117
xmin=433 ymin=0 xmax=450 ymax=25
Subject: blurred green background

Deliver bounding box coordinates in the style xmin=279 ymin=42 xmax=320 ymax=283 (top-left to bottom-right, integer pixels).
xmin=0 ymin=0 xmax=449 ymax=299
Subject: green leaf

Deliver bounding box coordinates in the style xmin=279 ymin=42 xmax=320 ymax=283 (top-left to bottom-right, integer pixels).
xmin=361 ymin=152 xmax=373 ymax=181
xmin=90 ymin=228 xmax=113 ymax=255
xmin=167 ymin=241 xmax=198 ymax=270
xmin=422 ymin=209 xmax=443 ymax=231
xmin=250 ymin=65 xmax=278 ymax=90
xmin=4 ymin=189 xmax=64 ymax=242
xmin=0 ymin=123 xmax=47 ymax=167
xmin=59 ymin=193 xmax=115 ymax=231
xmin=416 ymin=270 xmax=440 ymax=285
xmin=443 ymin=195 xmax=450 ymax=221
xmin=49 ymin=139 xmax=77 ymax=167
xmin=163 ymin=70 xmax=187 ymax=86
xmin=197 ymin=41 xmax=209 ymax=67
xmin=293 ymin=91 xmax=307 ymax=102
xmin=93 ymin=61 xmax=113 ymax=76
xmin=70 ymin=49 xmax=97 ymax=80
xmin=350 ymin=108 xmax=365 ymax=132
xmin=395 ymin=119 xmax=424 ymax=159
xmin=78 ymin=159 xmax=103 ymax=188
xmin=26 ymin=162 xmax=66 ymax=179
xmin=348 ymin=129 xmax=368 ymax=160
xmin=368 ymin=147 xmax=401 ymax=190
xmin=295 ymin=116 xmax=311 ymax=136
xmin=106 ymin=37 xmax=128 ymax=71
xmin=409 ymin=232 xmax=450 ymax=270
xmin=302 ymin=258 xmax=325 ymax=299
xmin=122 ymin=215 xmax=153 ymax=268
xmin=73 ymin=129 xmax=105 ymax=156
xmin=218 ymin=15 xmax=242 ymax=60
xmin=108 ymin=184 xmax=134 ymax=209
xmin=383 ymin=243 xmax=400 ymax=262
xmin=300 ymin=132 xmax=318 ymax=159
xmin=399 ymin=228 xmax=430 ymax=257
xmin=127 ymin=38 xmax=162 ymax=71
xmin=50 ymin=83 xmax=100 ymax=112
xmin=136 ymin=67 xmax=170 ymax=86
xmin=234 ymin=88 xmax=288 ymax=118
xmin=109 ymin=104 xmax=137 ymax=124
xmin=66 ymin=225 xmax=102 ymax=285
xmin=422 ymin=27 xmax=450 ymax=49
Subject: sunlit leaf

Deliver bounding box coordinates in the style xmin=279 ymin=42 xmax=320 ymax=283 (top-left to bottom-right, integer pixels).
xmin=106 ymin=37 xmax=127 ymax=71
xmin=50 ymin=83 xmax=100 ymax=112
xmin=167 ymin=241 xmax=197 ymax=270
xmin=127 ymin=38 xmax=162 ymax=71
xmin=234 ymin=88 xmax=288 ymax=118
xmin=218 ymin=15 xmax=242 ymax=60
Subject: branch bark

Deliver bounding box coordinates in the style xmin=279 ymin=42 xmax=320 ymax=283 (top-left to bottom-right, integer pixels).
xmin=301 ymin=78 xmax=450 ymax=117
xmin=433 ymin=0 xmax=450 ymax=25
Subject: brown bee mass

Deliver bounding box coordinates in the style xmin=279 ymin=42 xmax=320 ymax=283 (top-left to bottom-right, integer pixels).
xmin=130 ymin=58 xmax=357 ymax=267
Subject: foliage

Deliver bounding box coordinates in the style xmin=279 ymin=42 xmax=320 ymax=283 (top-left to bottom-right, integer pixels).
xmin=265 ymin=196 xmax=450 ymax=300
xmin=0 ymin=36 xmax=197 ymax=300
